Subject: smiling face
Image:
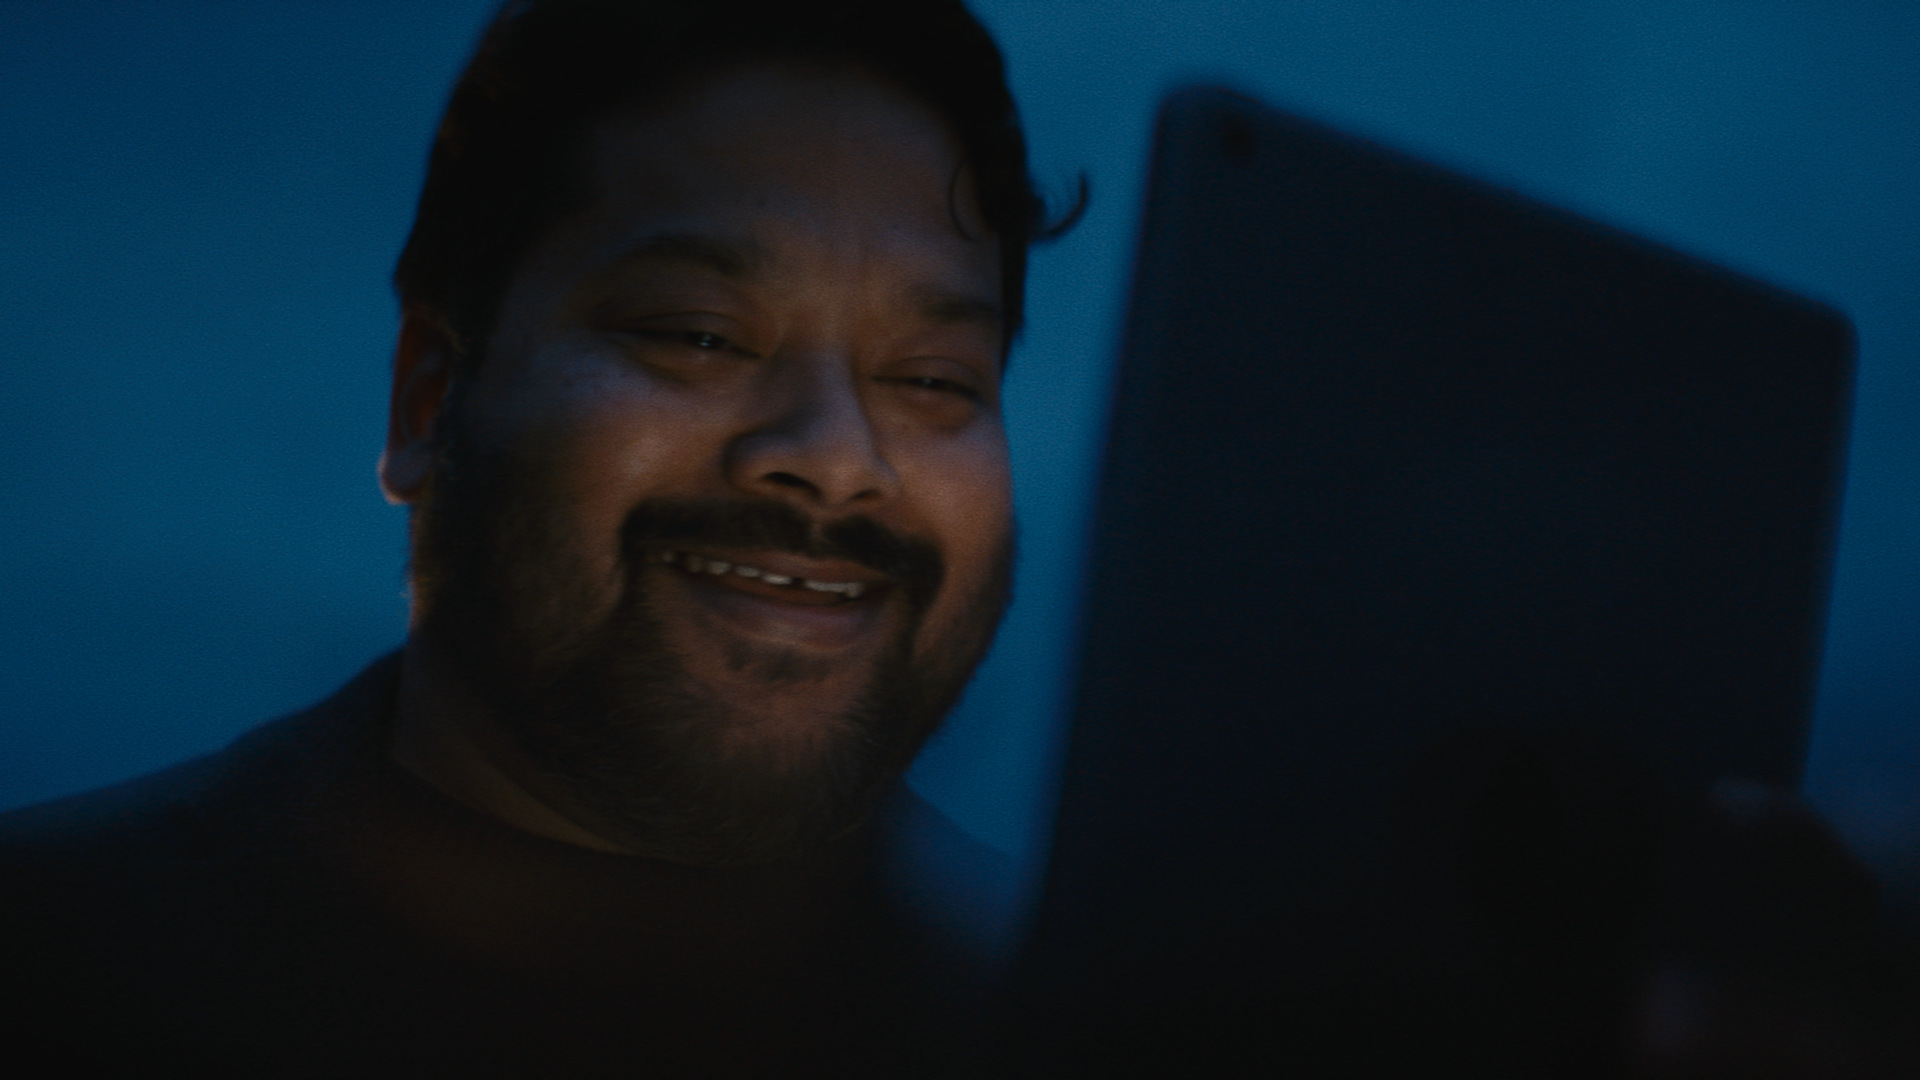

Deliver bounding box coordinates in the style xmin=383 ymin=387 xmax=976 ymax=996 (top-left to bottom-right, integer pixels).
xmin=385 ymin=63 xmax=1015 ymax=865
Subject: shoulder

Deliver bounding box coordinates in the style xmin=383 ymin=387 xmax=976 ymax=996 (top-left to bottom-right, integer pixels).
xmin=0 ymin=652 xmax=401 ymax=877
xmin=877 ymin=786 xmax=1025 ymax=973
xmin=0 ymin=654 xmax=404 ymax=1067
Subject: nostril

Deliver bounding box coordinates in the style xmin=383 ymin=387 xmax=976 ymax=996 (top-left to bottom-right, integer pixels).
xmin=726 ymin=405 xmax=897 ymax=506
xmin=762 ymin=471 xmax=814 ymax=492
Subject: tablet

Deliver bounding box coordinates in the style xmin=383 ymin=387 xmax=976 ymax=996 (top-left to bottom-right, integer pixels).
xmin=1011 ymin=87 xmax=1856 ymax=1071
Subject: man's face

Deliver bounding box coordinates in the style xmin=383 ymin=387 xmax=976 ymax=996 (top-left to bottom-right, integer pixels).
xmin=408 ymin=64 xmax=1014 ymax=865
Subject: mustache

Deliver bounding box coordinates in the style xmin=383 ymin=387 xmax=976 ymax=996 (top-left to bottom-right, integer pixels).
xmin=619 ymin=497 xmax=946 ymax=607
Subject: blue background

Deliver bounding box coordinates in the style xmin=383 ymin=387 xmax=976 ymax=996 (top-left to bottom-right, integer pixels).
xmin=4 ymin=1 xmax=1916 ymax=917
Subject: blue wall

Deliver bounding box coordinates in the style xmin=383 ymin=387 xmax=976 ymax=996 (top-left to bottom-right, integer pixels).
xmin=4 ymin=2 xmax=1916 ymax=908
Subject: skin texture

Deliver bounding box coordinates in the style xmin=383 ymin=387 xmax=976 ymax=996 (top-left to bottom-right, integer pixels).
xmin=377 ymin=63 xmax=1014 ymax=864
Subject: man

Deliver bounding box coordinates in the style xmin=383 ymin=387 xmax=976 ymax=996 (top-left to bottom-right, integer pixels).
xmin=0 ymin=0 xmax=1073 ymax=1073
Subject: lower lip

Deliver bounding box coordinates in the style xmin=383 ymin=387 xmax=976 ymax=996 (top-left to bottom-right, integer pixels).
xmin=653 ymin=564 xmax=886 ymax=651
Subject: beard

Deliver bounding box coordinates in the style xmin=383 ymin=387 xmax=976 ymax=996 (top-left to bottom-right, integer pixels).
xmin=407 ymin=408 xmax=1013 ymax=867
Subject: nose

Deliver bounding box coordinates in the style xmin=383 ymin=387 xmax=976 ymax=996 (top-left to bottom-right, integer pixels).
xmin=725 ymin=358 xmax=899 ymax=510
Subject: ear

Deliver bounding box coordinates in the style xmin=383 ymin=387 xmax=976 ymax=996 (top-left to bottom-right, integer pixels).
xmin=378 ymin=311 xmax=457 ymax=506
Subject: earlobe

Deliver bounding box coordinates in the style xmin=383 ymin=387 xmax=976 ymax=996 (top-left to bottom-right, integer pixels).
xmin=378 ymin=312 xmax=457 ymax=506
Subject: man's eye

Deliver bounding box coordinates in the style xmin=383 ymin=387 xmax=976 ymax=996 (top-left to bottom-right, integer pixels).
xmin=626 ymin=328 xmax=743 ymax=355
xmin=891 ymin=375 xmax=982 ymax=402
xmin=642 ymin=329 xmax=729 ymax=350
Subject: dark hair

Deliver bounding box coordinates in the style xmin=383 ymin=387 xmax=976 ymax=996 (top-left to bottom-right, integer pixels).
xmin=393 ymin=0 xmax=1081 ymax=369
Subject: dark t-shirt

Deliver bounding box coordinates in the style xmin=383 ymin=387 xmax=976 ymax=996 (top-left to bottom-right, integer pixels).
xmin=0 ymin=655 xmax=1006 ymax=1076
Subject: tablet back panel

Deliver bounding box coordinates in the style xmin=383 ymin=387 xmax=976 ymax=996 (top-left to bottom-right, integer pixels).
xmin=1016 ymin=87 xmax=1855 ymax=1061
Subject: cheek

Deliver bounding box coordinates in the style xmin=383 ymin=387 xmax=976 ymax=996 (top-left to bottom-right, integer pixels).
xmin=565 ymin=400 xmax=736 ymax=550
xmin=470 ymin=364 xmax=735 ymax=575
xmin=903 ymin=428 xmax=1013 ymax=579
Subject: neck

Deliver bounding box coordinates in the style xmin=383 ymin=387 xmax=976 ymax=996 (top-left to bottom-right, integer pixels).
xmin=389 ymin=635 xmax=628 ymax=855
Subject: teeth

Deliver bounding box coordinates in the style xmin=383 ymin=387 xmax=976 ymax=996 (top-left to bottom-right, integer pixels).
xmin=802 ymin=580 xmax=867 ymax=599
xmin=662 ymin=551 xmax=868 ymax=598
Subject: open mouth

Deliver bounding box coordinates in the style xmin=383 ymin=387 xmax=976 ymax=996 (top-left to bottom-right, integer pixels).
xmin=653 ymin=549 xmax=884 ymax=606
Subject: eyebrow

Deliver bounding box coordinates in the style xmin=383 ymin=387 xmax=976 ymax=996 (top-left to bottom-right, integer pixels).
xmin=604 ymin=230 xmax=1003 ymax=333
xmin=912 ymin=287 xmax=1004 ymax=335
xmin=609 ymin=231 xmax=767 ymax=280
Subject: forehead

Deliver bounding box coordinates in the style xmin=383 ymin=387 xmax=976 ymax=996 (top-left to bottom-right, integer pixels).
xmin=521 ymin=63 xmax=1000 ymax=310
